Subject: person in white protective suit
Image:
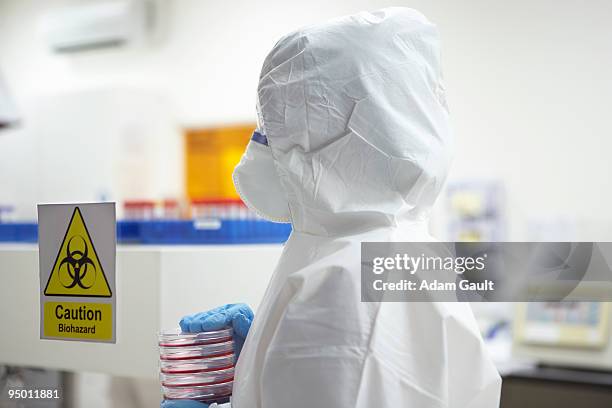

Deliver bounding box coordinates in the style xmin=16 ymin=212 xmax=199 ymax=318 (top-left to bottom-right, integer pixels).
xmin=164 ymin=7 xmax=501 ymax=408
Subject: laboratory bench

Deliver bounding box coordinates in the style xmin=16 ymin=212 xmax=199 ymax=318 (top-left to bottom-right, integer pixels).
xmin=0 ymin=244 xmax=281 ymax=378
xmin=501 ymin=365 xmax=612 ymax=408
xmin=2 ymin=244 xmax=612 ymax=407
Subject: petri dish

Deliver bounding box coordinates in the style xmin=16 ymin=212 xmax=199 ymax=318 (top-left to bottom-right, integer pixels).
xmin=162 ymin=380 xmax=233 ymax=400
xmin=159 ymin=328 xmax=233 ymax=347
xmin=160 ymin=353 xmax=235 ymax=373
xmin=160 ymin=340 xmax=234 ymax=360
xmin=160 ymin=367 xmax=234 ymax=386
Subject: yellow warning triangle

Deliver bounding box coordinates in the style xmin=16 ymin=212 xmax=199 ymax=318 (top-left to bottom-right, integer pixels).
xmin=44 ymin=207 xmax=112 ymax=297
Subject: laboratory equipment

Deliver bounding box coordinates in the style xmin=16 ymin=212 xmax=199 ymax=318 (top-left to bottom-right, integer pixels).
xmin=161 ymin=381 xmax=233 ymax=402
xmin=159 ymin=341 xmax=234 ymax=360
xmin=124 ymin=200 xmax=156 ymax=220
xmin=162 ymin=200 xmax=181 ymax=219
xmin=159 ymin=328 xmax=233 ymax=347
xmin=446 ymin=181 xmax=505 ymax=241
xmin=159 ymin=329 xmax=235 ymax=403
xmin=190 ymin=198 xmax=252 ymax=220
xmin=160 ymin=354 xmax=235 ymax=374
xmin=120 ymin=198 xmax=291 ymax=244
xmin=160 ymin=367 xmax=234 ymax=386
xmin=513 ymin=302 xmax=612 ymax=370
xmin=184 ymin=125 xmax=253 ymax=201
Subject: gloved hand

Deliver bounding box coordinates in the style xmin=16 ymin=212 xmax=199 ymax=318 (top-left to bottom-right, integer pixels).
xmin=180 ymin=303 xmax=254 ymax=357
xmin=161 ymin=400 xmax=209 ymax=408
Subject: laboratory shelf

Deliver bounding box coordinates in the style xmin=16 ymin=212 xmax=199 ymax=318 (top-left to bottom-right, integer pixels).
xmin=117 ymin=220 xmax=142 ymax=243
xmin=0 ymin=222 xmax=38 ymax=243
xmin=0 ymin=219 xmax=292 ymax=245
xmin=139 ymin=219 xmax=291 ymax=244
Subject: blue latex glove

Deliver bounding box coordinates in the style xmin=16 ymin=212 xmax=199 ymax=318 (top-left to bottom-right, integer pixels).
xmin=179 ymin=303 xmax=254 ymax=357
xmin=161 ymin=401 xmax=209 ymax=408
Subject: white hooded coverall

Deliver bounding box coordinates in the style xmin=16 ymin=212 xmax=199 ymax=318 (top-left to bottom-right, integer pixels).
xmin=231 ymin=7 xmax=502 ymax=408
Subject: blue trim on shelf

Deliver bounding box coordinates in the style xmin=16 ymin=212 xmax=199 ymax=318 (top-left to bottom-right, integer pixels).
xmin=0 ymin=220 xmax=291 ymax=245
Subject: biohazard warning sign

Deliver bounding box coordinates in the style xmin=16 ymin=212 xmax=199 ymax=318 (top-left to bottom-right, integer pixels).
xmin=38 ymin=203 xmax=116 ymax=343
xmin=44 ymin=207 xmax=112 ymax=297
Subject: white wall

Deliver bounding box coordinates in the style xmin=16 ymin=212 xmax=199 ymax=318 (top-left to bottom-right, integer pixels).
xmin=0 ymin=0 xmax=611 ymax=239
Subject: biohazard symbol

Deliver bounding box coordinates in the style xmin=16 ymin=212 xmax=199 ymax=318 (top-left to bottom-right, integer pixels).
xmin=44 ymin=207 xmax=112 ymax=297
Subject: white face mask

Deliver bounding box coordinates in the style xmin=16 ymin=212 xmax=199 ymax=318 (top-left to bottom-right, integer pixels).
xmin=232 ymin=129 xmax=291 ymax=223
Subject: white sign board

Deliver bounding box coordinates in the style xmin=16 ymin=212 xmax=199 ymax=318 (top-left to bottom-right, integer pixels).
xmin=38 ymin=203 xmax=116 ymax=343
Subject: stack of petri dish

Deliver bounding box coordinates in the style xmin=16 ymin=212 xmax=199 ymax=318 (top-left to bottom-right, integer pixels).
xmin=159 ymin=328 xmax=235 ymax=403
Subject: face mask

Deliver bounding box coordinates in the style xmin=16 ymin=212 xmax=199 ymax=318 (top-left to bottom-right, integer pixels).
xmin=232 ymin=130 xmax=291 ymax=223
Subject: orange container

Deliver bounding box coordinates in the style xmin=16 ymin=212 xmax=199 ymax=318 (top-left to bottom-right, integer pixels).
xmin=184 ymin=125 xmax=253 ymax=201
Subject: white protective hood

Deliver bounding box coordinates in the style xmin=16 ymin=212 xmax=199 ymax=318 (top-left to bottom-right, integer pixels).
xmin=232 ymin=7 xmax=501 ymax=408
